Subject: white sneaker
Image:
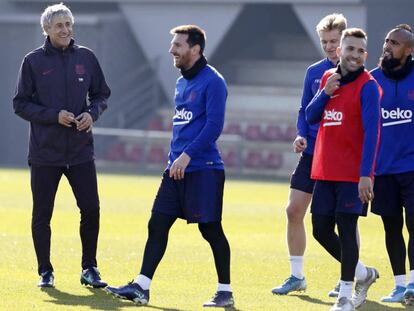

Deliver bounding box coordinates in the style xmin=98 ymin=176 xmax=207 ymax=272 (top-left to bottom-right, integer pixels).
xmin=329 ymin=282 xmax=341 ymax=297
xmin=352 ymin=267 xmax=379 ymax=308
xmin=330 ymin=297 xmax=355 ymax=311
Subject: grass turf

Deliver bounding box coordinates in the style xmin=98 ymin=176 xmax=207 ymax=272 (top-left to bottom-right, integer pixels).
xmin=0 ymin=168 xmax=404 ymax=310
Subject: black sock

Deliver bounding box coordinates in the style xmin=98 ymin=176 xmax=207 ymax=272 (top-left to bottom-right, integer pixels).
xmin=199 ymin=222 xmax=231 ymax=284
xmin=139 ymin=212 xmax=176 ymax=278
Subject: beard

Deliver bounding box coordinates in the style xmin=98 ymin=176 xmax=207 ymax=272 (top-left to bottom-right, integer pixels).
xmin=379 ymin=55 xmax=401 ymax=73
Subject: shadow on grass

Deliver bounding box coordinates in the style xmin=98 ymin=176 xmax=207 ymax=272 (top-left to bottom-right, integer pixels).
xmin=292 ymin=296 xmax=406 ymax=310
xmin=143 ymin=304 xmax=188 ymax=311
xmin=364 ymin=300 xmax=406 ymax=310
xmin=41 ymin=287 xmax=193 ymax=311
xmin=290 ymin=294 xmax=332 ymax=306
xmin=142 ymin=299 xmax=241 ymax=311
xmin=41 ymin=287 xmax=135 ymax=310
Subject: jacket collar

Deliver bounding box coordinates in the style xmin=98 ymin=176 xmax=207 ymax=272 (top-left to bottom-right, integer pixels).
xmin=180 ymin=55 xmax=208 ymax=80
xmin=336 ymin=64 xmax=365 ymax=85
xmin=43 ymin=36 xmax=75 ymax=55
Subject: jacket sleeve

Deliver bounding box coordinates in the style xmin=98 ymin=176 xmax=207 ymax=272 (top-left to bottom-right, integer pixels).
xmin=13 ymin=57 xmax=59 ymax=124
xmin=305 ymin=89 xmax=330 ymax=125
xmin=183 ymin=77 xmax=226 ymax=158
xmin=296 ymin=69 xmax=312 ymax=137
xmin=86 ymin=54 xmax=110 ymax=122
xmin=359 ymin=80 xmax=380 ymax=177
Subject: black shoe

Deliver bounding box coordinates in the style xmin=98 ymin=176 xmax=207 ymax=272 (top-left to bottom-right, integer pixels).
xmin=106 ymin=282 xmax=149 ymax=304
xmin=80 ymin=267 xmax=107 ymax=288
xmin=38 ymin=270 xmax=54 ymax=288
xmin=203 ymin=291 xmax=234 ymax=307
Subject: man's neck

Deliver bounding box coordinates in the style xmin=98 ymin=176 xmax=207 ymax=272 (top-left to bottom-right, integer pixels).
xmin=393 ymin=60 xmax=407 ymax=71
xmin=339 ymin=64 xmax=348 ymax=77
xmin=183 ymin=55 xmax=201 ymax=71
xmin=328 ymin=57 xmax=338 ymax=65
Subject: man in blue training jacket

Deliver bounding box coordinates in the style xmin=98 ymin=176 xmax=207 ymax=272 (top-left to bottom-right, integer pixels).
xmin=13 ymin=3 xmax=110 ymax=288
xmin=371 ymin=24 xmax=414 ymax=305
xmin=106 ymin=25 xmax=234 ymax=308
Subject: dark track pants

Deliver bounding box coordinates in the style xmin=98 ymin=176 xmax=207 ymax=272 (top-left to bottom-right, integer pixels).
xmin=30 ymin=161 xmax=100 ymax=274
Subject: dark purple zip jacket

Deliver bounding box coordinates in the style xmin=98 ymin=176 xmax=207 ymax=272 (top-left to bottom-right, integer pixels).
xmin=13 ymin=37 xmax=110 ymax=166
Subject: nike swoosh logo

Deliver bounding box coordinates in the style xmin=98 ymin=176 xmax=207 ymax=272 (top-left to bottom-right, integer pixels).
xmin=330 ymin=94 xmax=340 ymax=99
xmin=42 ymin=69 xmax=54 ymax=75
xmin=134 ymin=291 xmax=145 ymax=299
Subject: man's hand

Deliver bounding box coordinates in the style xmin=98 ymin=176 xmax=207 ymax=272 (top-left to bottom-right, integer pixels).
xmin=169 ymin=152 xmax=191 ymax=180
xmin=324 ymin=73 xmax=341 ymax=96
xmin=358 ymin=176 xmax=374 ymax=203
xmin=293 ymin=136 xmax=307 ymax=153
xmin=75 ymin=112 xmax=93 ymax=132
xmin=58 ymin=110 xmax=76 ymax=127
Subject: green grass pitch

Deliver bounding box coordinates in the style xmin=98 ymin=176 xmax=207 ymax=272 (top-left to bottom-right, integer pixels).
xmin=0 ymin=168 xmax=405 ymax=310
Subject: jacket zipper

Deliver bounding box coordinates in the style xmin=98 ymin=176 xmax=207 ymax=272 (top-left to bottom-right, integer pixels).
xmin=395 ymin=80 xmax=398 ymax=96
xmin=62 ymin=50 xmax=70 ymax=168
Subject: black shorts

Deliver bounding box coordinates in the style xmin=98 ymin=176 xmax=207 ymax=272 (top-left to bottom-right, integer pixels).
xmin=372 ymin=171 xmax=414 ymax=216
xmin=311 ymin=180 xmax=368 ymax=216
xmin=290 ymin=152 xmax=315 ymax=194
xmin=152 ymin=169 xmax=225 ymax=223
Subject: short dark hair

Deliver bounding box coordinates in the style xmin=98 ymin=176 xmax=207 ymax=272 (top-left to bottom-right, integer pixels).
xmin=392 ymin=24 xmax=414 ymax=48
xmin=395 ymin=24 xmax=413 ymax=33
xmin=170 ymin=25 xmax=206 ymax=55
xmin=341 ymin=27 xmax=367 ymax=41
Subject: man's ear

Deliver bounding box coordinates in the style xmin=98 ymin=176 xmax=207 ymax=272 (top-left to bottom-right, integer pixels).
xmin=43 ymin=25 xmax=50 ymax=35
xmin=406 ymin=47 xmax=413 ymax=58
xmin=192 ymin=44 xmax=201 ymax=57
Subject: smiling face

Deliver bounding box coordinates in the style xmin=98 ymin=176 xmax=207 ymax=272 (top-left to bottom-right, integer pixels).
xmin=168 ymin=33 xmax=200 ymax=70
xmin=44 ymin=14 xmax=73 ymax=50
xmin=337 ymin=36 xmax=367 ymax=76
xmin=319 ymin=29 xmax=341 ymax=63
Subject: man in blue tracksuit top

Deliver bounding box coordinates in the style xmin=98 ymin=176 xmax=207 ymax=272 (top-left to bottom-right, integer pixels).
xmin=106 ymin=25 xmax=234 ymax=308
xmin=371 ymin=24 xmax=414 ymax=304
xmin=13 ymin=3 xmax=110 ymax=288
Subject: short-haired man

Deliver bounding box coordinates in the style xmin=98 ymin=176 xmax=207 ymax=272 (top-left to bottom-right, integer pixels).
xmin=106 ymin=25 xmax=234 ymax=308
xmin=272 ymin=13 xmax=348 ymax=297
xmin=13 ymin=3 xmax=110 ymax=288
xmin=306 ymin=28 xmax=381 ymax=310
xmin=371 ymin=24 xmax=414 ymax=304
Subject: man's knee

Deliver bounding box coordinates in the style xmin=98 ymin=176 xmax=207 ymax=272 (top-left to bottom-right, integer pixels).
xmin=286 ymin=202 xmax=307 ymax=223
xmin=286 ymin=190 xmax=311 ymax=222
xmin=147 ymin=212 xmax=175 ymax=238
xmin=32 ymin=205 xmax=54 ymax=226
xmin=198 ymin=222 xmax=224 ymax=243
xmin=312 ymin=215 xmax=333 ymax=242
xmin=312 ymin=224 xmax=326 ymax=242
xmin=79 ymin=204 xmax=100 ymax=220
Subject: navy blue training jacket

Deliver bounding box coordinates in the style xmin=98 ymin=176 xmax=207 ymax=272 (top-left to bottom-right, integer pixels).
xmin=371 ymin=63 xmax=414 ymax=175
xmin=168 ymin=64 xmax=226 ymax=172
xmin=13 ymin=37 xmax=110 ymax=166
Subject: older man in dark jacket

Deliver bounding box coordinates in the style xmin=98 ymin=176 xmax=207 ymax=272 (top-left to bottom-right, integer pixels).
xmin=13 ymin=3 xmax=110 ymax=288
